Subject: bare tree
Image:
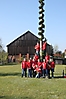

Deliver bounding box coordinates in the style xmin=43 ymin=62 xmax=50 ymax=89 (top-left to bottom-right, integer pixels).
xmin=0 ymin=38 xmax=3 ymax=52
xmin=54 ymin=45 xmax=58 ymax=54
xmin=0 ymin=38 xmax=7 ymax=64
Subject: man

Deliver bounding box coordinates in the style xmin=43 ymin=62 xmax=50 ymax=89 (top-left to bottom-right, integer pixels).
xmin=35 ymin=42 xmax=40 ymax=56
xmin=32 ymin=59 xmax=37 ymax=77
xmin=21 ymin=58 xmax=27 ymax=77
xmin=45 ymin=53 xmax=50 ymax=78
xmin=42 ymin=59 xmax=47 ymax=78
xmin=50 ymin=58 xmax=55 ymax=78
xmin=42 ymin=38 xmax=47 ymax=58
xmin=35 ymin=59 xmax=42 ymax=78
xmin=27 ymin=59 xmax=32 ymax=78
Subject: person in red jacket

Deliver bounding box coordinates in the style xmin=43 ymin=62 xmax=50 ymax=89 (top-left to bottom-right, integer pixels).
xmin=50 ymin=58 xmax=55 ymax=78
xmin=32 ymin=59 xmax=37 ymax=77
xmin=35 ymin=59 xmax=42 ymax=78
xmin=42 ymin=38 xmax=47 ymax=58
xmin=45 ymin=53 xmax=50 ymax=78
xmin=35 ymin=42 xmax=40 ymax=56
xmin=21 ymin=58 xmax=27 ymax=77
xmin=33 ymin=54 xmax=39 ymax=62
xmin=27 ymin=59 xmax=32 ymax=78
xmin=47 ymin=60 xmax=51 ymax=78
xmin=30 ymin=57 xmax=33 ymax=70
xmin=34 ymin=65 xmax=42 ymax=78
xmin=45 ymin=52 xmax=50 ymax=63
xmin=42 ymin=59 xmax=47 ymax=78
xmin=37 ymin=59 xmax=42 ymax=68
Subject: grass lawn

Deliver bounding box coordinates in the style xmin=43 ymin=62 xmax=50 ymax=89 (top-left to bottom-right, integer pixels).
xmin=0 ymin=64 xmax=66 ymax=99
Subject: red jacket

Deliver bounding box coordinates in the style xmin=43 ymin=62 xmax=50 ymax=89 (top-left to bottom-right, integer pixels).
xmin=27 ymin=61 xmax=32 ymax=69
xmin=42 ymin=62 xmax=47 ymax=69
xmin=42 ymin=42 xmax=46 ymax=50
xmin=37 ymin=61 xmax=42 ymax=68
xmin=35 ymin=44 xmax=40 ymax=51
xmin=21 ymin=61 xmax=27 ymax=69
xmin=32 ymin=61 xmax=37 ymax=70
xmin=35 ymin=66 xmax=41 ymax=73
xmin=50 ymin=61 xmax=55 ymax=68
xmin=45 ymin=55 xmax=50 ymax=62
xmin=34 ymin=55 xmax=39 ymax=61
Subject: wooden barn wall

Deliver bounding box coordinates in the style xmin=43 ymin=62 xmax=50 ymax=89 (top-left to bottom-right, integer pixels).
xmin=46 ymin=44 xmax=52 ymax=55
xmin=7 ymin=32 xmax=39 ymax=55
xmin=8 ymin=42 xmax=52 ymax=56
xmin=7 ymin=32 xmax=53 ymax=56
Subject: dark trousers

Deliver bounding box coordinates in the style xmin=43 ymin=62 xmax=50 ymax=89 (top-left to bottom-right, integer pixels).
xmin=32 ymin=69 xmax=36 ymax=77
xmin=42 ymin=69 xmax=46 ymax=77
xmin=51 ymin=68 xmax=54 ymax=78
xmin=48 ymin=69 xmax=50 ymax=78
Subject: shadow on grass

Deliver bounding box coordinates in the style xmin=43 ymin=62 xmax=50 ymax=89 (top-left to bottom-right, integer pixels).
xmin=0 ymin=72 xmax=21 ymax=77
xmin=0 ymin=72 xmax=64 ymax=79
xmin=45 ymin=76 xmax=64 ymax=79
xmin=0 ymin=62 xmax=18 ymax=66
xmin=0 ymin=96 xmax=5 ymax=98
xmin=54 ymin=76 xmax=64 ymax=78
xmin=0 ymin=63 xmax=17 ymax=66
xmin=48 ymin=76 xmax=64 ymax=79
xmin=0 ymin=96 xmax=34 ymax=99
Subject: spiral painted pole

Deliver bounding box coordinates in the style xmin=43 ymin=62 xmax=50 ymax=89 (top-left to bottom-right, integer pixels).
xmin=38 ymin=0 xmax=45 ymax=61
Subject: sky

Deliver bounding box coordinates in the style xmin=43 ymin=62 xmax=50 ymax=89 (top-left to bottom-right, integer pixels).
xmin=0 ymin=0 xmax=66 ymax=52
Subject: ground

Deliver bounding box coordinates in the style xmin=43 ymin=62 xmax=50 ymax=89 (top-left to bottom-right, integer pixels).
xmin=0 ymin=64 xmax=66 ymax=99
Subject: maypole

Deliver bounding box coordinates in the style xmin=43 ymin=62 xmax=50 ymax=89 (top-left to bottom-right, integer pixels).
xmin=38 ymin=0 xmax=45 ymax=61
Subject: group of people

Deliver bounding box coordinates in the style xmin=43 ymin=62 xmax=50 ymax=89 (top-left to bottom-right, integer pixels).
xmin=21 ymin=52 xmax=55 ymax=79
xmin=21 ymin=39 xmax=55 ymax=79
xmin=34 ymin=39 xmax=47 ymax=59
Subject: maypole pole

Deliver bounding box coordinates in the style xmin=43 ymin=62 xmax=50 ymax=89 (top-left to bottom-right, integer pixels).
xmin=38 ymin=0 xmax=45 ymax=61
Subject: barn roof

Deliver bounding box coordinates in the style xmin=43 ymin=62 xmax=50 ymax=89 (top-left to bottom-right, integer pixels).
xmin=7 ymin=30 xmax=39 ymax=47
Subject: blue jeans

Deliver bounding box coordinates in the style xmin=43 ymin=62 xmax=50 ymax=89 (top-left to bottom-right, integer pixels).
xmin=22 ymin=68 xmax=27 ymax=77
xmin=27 ymin=69 xmax=32 ymax=77
xmin=46 ymin=69 xmax=48 ymax=76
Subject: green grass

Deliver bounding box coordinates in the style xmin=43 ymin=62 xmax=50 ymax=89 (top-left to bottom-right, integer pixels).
xmin=0 ymin=64 xmax=66 ymax=99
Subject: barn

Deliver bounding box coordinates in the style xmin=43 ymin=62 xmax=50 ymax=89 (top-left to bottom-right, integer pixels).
xmin=7 ymin=30 xmax=53 ymax=61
